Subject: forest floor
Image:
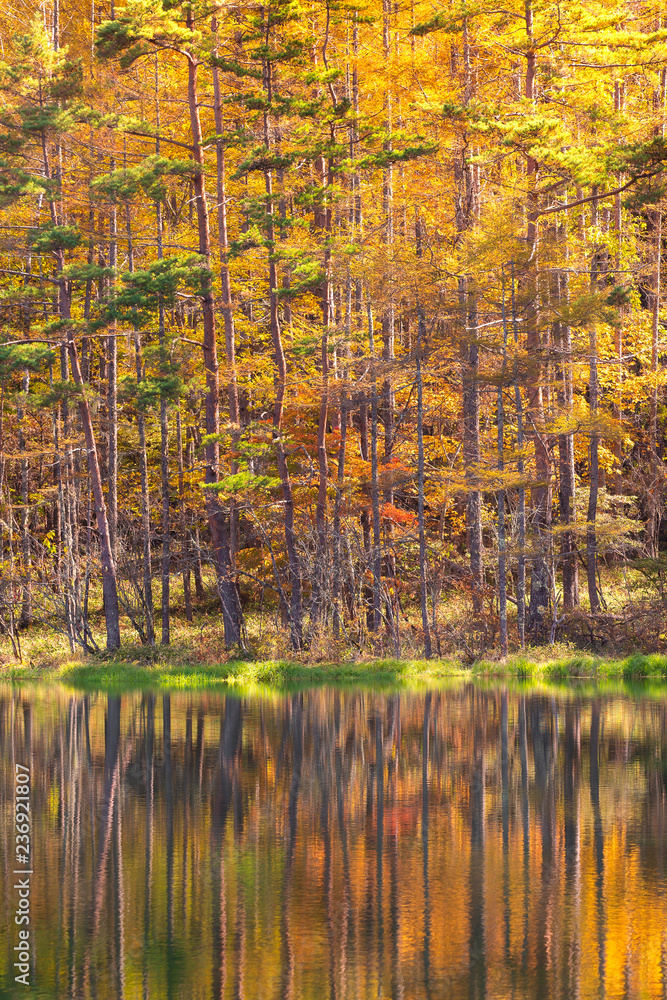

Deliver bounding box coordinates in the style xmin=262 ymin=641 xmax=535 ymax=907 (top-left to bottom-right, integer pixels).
xmin=2 ymin=566 xmax=667 ymax=691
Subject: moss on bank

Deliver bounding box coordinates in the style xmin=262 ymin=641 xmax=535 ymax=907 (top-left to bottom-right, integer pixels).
xmin=1 ymin=650 xmax=667 ymax=693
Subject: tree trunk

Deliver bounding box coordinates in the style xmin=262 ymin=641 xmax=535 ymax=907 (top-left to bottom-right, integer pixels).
xmin=126 ymin=200 xmax=155 ymax=645
xmin=457 ymin=18 xmax=483 ymax=616
xmin=511 ymin=264 xmax=526 ymax=647
xmin=649 ymin=208 xmax=662 ymax=556
xmin=107 ymin=185 xmax=118 ymax=560
xmin=313 ymin=156 xmax=332 ymax=624
xmin=587 ymin=226 xmax=602 ymax=613
xmin=462 ymin=285 xmax=483 ymax=615
xmin=261 ymin=32 xmax=302 ymax=649
xmin=155 ymin=62 xmax=170 ymax=646
xmin=416 ymin=217 xmax=432 ymax=657
xmin=176 ymin=410 xmax=192 ymax=622
xmin=557 ymin=258 xmax=579 ymax=611
xmin=498 ymin=277 xmax=509 ymax=657
xmin=185 ymin=27 xmax=242 ymax=647
xmin=67 ymin=325 xmax=121 ymax=650
xmin=17 ymin=369 xmax=31 ymax=627
xmin=368 ymin=299 xmax=382 ymax=633
xmin=212 ymin=22 xmax=241 ymax=565
xmin=524 ymin=4 xmax=551 ymax=640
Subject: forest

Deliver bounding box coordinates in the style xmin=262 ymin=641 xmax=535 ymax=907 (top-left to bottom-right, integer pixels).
xmin=1 ymin=0 xmax=667 ymax=659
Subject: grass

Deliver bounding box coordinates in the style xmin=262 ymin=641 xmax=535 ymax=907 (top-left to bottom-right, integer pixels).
xmin=2 ymin=647 xmax=667 ymax=694
xmin=2 ymin=569 xmax=667 ymax=693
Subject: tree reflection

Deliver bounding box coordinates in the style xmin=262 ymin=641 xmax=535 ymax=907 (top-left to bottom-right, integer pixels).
xmin=1 ymin=684 xmax=666 ymax=1000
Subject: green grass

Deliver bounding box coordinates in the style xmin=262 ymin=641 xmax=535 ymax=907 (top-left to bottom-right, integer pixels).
xmin=2 ymin=650 xmax=667 ymax=694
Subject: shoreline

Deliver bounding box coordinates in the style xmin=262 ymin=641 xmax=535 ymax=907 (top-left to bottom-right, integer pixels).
xmin=1 ymin=650 xmax=667 ymax=693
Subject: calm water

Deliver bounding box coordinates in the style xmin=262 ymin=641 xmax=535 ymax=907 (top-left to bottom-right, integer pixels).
xmin=1 ymin=684 xmax=666 ymax=999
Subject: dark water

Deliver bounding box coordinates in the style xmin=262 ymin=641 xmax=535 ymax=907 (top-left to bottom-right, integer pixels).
xmin=1 ymin=684 xmax=666 ymax=999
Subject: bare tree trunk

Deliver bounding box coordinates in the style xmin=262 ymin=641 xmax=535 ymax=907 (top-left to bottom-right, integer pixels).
xmin=126 ymin=197 xmax=154 ymax=645
xmin=524 ymin=4 xmax=551 ymax=640
xmin=42 ymin=116 xmax=120 ymax=648
xmin=154 ymin=62 xmax=170 ymax=645
xmin=457 ymin=17 xmax=482 ymax=616
xmin=333 ymin=380 xmax=348 ymax=639
xmin=498 ymin=277 xmax=510 ymax=656
xmin=17 ymin=370 xmax=31 ymax=627
xmin=368 ymin=299 xmax=382 ymax=633
xmin=557 ymin=251 xmax=579 ymax=611
xmin=67 ymin=326 xmax=121 ymax=649
xmin=416 ymin=217 xmax=432 ymax=657
xmin=158 ymin=234 xmax=170 ymax=646
xmin=212 ymin=22 xmax=241 ymax=565
xmin=649 ymin=207 xmax=662 ymax=556
xmin=107 ymin=155 xmax=118 ymax=557
xmin=313 ymin=155 xmax=332 ymax=624
xmin=511 ymin=264 xmax=526 ymax=647
xmin=587 ymin=217 xmax=602 ymax=612
xmin=462 ymin=285 xmax=483 ymax=614
xmin=333 ymin=270 xmax=351 ymax=638
xmin=611 ymin=80 xmax=625 ymax=484
xmin=176 ymin=410 xmax=192 ymax=622
xmin=261 ymin=30 xmax=302 ymax=649
xmin=186 ymin=25 xmax=242 ymax=647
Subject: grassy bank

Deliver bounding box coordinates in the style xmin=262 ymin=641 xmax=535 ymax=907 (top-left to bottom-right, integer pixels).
xmin=2 ymin=649 xmax=667 ymax=693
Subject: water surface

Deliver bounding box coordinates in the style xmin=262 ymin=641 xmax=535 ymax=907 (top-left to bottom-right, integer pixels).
xmin=1 ymin=683 xmax=666 ymax=999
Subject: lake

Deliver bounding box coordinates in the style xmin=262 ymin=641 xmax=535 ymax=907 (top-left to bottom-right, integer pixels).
xmin=1 ymin=683 xmax=666 ymax=999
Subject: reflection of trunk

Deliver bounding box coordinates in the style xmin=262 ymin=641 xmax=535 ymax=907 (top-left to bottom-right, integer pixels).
xmin=279 ymin=694 xmax=302 ymax=999
xmin=318 ymin=730 xmax=335 ymax=1000
xmin=113 ymin=750 xmax=126 ymax=1000
xmin=500 ymin=690 xmax=510 ymax=959
xmin=590 ymin=701 xmax=606 ymax=992
xmin=533 ymin=697 xmax=556 ymax=996
xmin=519 ymin=695 xmax=530 ymax=965
xmin=335 ymin=739 xmax=351 ymax=994
xmin=93 ymin=695 xmax=121 ymax=937
xmin=376 ymin=712 xmax=385 ymax=991
xmin=163 ymin=695 xmax=175 ymax=1000
xmin=422 ymin=693 xmax=432 ymax=998
xmin=468 ymin=688 xmax=486 ymax=999
xmin=563 ymin=703 xmax=580 ymax=996
xmin=142 ymin=694 xmax=154 ymax=1000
